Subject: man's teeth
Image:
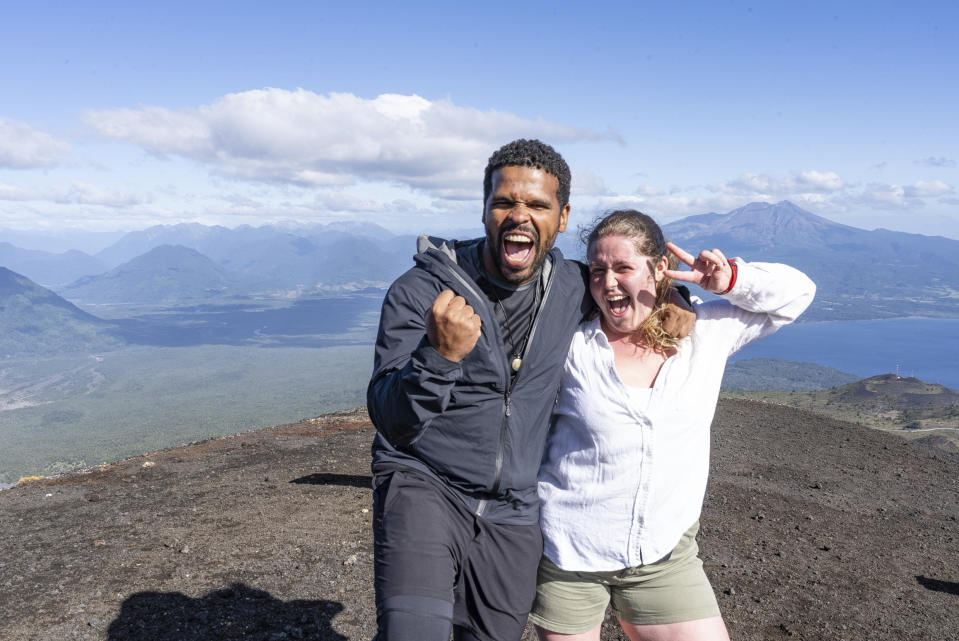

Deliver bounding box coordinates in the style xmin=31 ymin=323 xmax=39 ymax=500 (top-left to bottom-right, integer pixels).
xmin=504 ymin=234 xmax=532 ymax=244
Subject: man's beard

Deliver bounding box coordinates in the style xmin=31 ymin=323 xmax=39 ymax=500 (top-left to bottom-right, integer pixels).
xmin=488 ymin=223 xmax=555 ymax=284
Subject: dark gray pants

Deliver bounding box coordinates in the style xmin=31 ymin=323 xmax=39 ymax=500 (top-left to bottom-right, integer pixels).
xmin=372 ymin=467 xmax=542 ymax=641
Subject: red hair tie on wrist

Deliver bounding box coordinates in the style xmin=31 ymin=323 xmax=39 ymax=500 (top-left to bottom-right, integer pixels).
xmin=719 ymin=259 xmax=737 ymax=295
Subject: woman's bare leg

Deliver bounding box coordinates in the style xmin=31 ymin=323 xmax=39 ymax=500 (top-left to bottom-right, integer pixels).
xmin=620 ymin=615 xmax=730 ymax=641
xmin=534 ymin=623 xmax=603 ymax=641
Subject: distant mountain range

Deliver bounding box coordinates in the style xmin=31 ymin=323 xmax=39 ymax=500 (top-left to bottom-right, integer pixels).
xmin=663 ymin=201 xmax=959 ymax=320
xmin=829 ymin=372 xmax=959 ymax=411
xmin=79 ymin=222 xmax=415 ymax=298
xmin=0 ymin=267 xmax=122 ymax=357
xmin=2 ymin=221 xmax=417 ymax=297
xmin=3 ymin=201 xmax=959 ymax=319
xmin=0 ymin=263 xmax=390 ymax=355
xmin=0 ymin=228 xmax=125 ymax=254
xmin=721 ymin=358 xmax=860 ymax=391
xmin=0 ymin=242 xmax=108 ymax=287
xmin=60 ymin=245 xmax=242 ymax=303
xmin=727 ymin=371 xmax=959 ymax=441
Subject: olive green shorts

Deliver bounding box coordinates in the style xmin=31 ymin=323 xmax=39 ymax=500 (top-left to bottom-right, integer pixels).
xmin=528 ymin=522 xmax=721 ymax=632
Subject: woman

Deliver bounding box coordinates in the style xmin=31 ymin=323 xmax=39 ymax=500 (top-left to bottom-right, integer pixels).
xmin=530 ymin=210 xmax=815 ymax=641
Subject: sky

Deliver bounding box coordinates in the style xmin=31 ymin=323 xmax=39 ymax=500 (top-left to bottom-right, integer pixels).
xmin=1 ymin=0 xmax=957 ymax=243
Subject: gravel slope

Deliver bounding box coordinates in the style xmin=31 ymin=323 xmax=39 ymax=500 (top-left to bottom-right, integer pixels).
xmin=1 ymin=401 xmax=956 ymax=641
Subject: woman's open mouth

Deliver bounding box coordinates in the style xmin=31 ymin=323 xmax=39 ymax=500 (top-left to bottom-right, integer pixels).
xmin=607 ymin=294 xmax=630 ymax=316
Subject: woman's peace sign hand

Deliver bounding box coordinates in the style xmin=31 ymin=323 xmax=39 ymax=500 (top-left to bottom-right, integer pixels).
xmin=664 ymin=242 xmax=734 ymax=295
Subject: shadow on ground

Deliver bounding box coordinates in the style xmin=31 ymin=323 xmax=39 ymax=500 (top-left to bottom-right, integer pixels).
xmin=108 ymin=583 xmax=347 ymax=641
xmin=916 ymin=575 xmax=959 ymax=596
xmin=291 ymin=473 xmax=373 ymax=488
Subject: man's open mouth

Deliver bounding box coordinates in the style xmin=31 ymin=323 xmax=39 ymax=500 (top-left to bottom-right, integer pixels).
xmin=607 ymin=294 xmax=630 ymax=315
xmin=502 ymin=232 xmax=534 ymax=266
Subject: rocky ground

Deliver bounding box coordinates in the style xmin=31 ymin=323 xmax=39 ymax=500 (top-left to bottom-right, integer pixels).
xmin=1 ymin=400 xmax=956 ymax=641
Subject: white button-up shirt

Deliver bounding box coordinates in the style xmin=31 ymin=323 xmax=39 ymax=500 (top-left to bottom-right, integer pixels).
xmin=538 ymin=260 xmax=816 ymax=571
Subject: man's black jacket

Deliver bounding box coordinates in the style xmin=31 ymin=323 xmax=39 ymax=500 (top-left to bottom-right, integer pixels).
xmin=367 ymin=236 xmax=590 ymax=524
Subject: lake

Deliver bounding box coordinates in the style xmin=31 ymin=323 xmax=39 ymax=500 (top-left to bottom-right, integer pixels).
xmin=732 ymin=318 xmax=959 ymax=389
xmin=5 ymin=296 xmax=957 ymax=484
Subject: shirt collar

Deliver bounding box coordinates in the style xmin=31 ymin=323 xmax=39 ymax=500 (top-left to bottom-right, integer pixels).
xmin=582 ymin=315 xmax=693 ymax=351
xmin=582 ymin=316 xmax=609 ymax=345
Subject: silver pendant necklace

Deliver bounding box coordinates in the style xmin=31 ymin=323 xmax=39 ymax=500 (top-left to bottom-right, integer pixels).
xmin=492 ymin=279 xmax=541 ymax=374
xmin=494 ymin=297 xmax=533 ymax=372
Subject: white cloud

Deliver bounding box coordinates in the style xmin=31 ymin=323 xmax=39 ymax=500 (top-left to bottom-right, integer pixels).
xmin=0 ymin=182 xmax=34 ymax=201
xmin=581 ymin=168 xmax=953 ymax=223
xmin=723 ymin=172 xmax=780 ymax=195
xmin=720 ymin=170 xmax=844 ymax=198
xmin=593 ymin=195 xmax=648 ymax=210
xmin=634 ymin=184 xmax=664 ymax=197
xmin=83 ymin=89 xmax=608 ymax=196
xmin=796 ymin=170 xmax=844 ymax=192
xmin=828 ymin=180 xmax=953 ymax=210
xmin=591 ymin=192 xmax=747 ymax=219
xmin=52 ymin=181 xmax=147 ymax=207
xmin=313 ymin=191 xmax=386 ymax=213
xmin=915 ymin=156 xmax=956 ymax=168
xmin=0 ymin=180 xmax=145 ymax=208
xmin=0 ymin=117 xmax=71 ymax=169
xmin=857 ymin=183 xmax=909 ymax=208
xmin=904 ymin=180 xmax=953 ymax=198
xmin=572 ymin=168 xmax=612 ymax=196
xmin=648 ymin=193 xmax=750 ymax=216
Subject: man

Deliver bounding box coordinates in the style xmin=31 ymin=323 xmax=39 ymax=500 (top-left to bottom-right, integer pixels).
xmin=367 ymin=139 xmax=691 ymax=641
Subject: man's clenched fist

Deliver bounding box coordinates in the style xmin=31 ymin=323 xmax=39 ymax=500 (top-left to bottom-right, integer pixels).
xmin=427 ymin=290 xmax=482 ymax=362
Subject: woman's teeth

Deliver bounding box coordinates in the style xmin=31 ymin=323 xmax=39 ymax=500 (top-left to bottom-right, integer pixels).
xmin=607 ymin=294 xmax=630 ymax=313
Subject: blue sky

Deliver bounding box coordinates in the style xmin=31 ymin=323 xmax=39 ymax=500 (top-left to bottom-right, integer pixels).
xmin=1 ymin=0 xmax=957 ymax=239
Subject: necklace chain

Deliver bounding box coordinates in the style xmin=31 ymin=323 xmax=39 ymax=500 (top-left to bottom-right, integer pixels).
xmin=490 ymin=279 xmax=541 ymax=373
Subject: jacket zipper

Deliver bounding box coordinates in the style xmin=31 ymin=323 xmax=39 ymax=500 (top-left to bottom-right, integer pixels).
xmin=488 ymin=259 xmax=556 ymax=498
xmin=438 ymin=252 xmax=558 ymax=516
xmin=442 ymin=264 xmax=509 ymax=517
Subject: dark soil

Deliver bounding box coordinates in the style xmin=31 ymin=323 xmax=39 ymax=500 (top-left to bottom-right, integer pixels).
xmin=1 ymin=400 xmax=956 ymax=641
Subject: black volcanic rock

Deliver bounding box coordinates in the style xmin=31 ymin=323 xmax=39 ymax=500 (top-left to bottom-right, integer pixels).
xmin=0 ymin=267 xmax=121 ymax=356
xmin=0 ymin=403 xmax=955 ymax=640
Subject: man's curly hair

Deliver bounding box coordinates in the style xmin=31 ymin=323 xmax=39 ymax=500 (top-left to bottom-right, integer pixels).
xmin=483 ymin=139 xmax=571 ymax=208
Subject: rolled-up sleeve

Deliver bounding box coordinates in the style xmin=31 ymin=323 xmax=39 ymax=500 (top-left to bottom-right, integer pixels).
xmin=698 ymin=260 xmax=817 ymax=356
